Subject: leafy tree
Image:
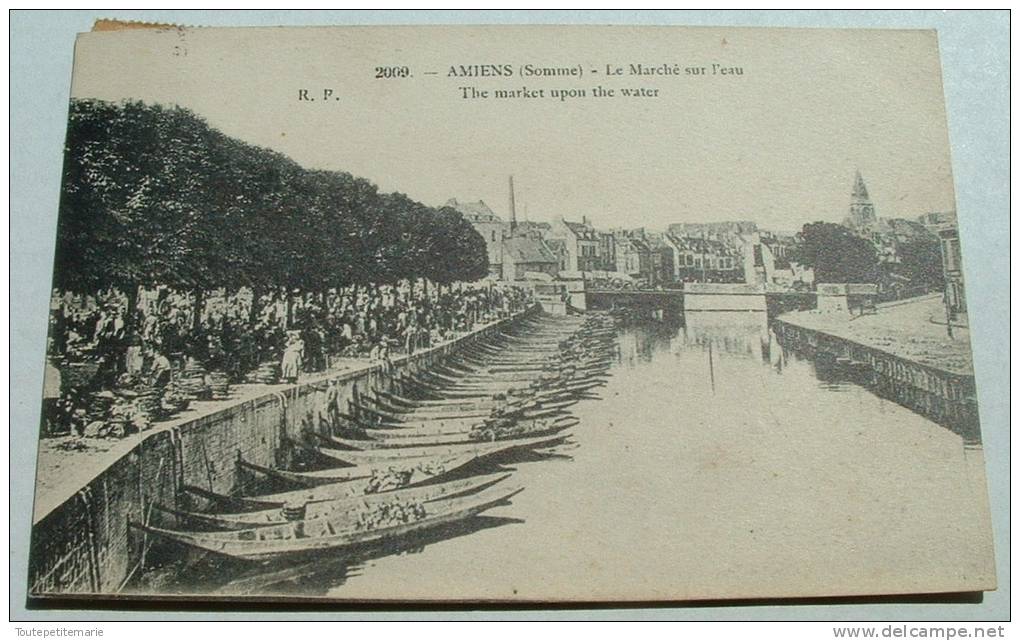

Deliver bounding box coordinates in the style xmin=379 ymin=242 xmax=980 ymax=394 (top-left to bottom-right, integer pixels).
xmin=54 ymin=98 xmax=491 ymax=325
xmin=891 ymin=238 xmax=944 ymax=291
xmin=791 ymin=222 xmax=880 ymax=284
xmin=427 ymin=206 xmax=489 ymax=284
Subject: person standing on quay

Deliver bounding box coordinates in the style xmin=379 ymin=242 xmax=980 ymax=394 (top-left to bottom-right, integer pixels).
xmin=281 ymin=331 xmax=304 ymax=383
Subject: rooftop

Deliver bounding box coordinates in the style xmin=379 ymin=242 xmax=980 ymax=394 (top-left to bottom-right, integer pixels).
xmin=446 ymin=198 xmax=502 ymax=223
xmin=563 ymin=220 xmax=599 ymax=240
xmin=503 ymin=235 xmax=558 ymax=264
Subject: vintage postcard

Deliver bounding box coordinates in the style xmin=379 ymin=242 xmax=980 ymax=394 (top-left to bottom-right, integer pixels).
xmin=28 ymin=24 xmax=995 ymax=603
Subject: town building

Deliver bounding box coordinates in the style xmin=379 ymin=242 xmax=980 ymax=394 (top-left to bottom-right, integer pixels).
xmin=597 ymin=232 xmax=617 ymax=272
xmin=514 ymin=220 xmax=552 ymax=238
xmin=449 ymin=177 xmax=561 ymax=283
xmin=642 ymin=234 xmax=676 ymax=286
xmin=665 ymin=234 xmax=743 ymax=283
xmin=613 ymin=233 xmax=652 ymax=283
xmin=446 ymin=198 xmax=506 ymax=278
xmin=500 ymin=235 xmax=560 ymax=281
xmin=920 ymin=211 xmax=966 ymax=314
xmin=737 ymin=231 xmax=777 ymax=286
xmin=547 ymin=217 xmax=602 ymax=273
xmin=668 ymin=220 xmax=758 ymax=240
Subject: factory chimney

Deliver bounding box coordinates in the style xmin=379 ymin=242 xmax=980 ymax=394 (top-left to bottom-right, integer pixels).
xmin=508 ymin=175 xmax=517 ymax=234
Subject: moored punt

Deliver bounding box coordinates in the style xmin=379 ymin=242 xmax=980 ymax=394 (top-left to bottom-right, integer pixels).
xmin=182 ymin=485 xmax=286 ymax=512
xmin=336 ymin=410 xmax=471 ymax=433
xmin=423 ymin=373 xmax=606 ymax=397
xmin=459 ymin=338 xmax=616 ymax=360
xmin=479 ymin=355 xmax=613 ymax=372
xmin=154 ymin=473 xmax=511 ymax=531
xmin=365 ymin=389 xmax=580 ymax=422
xmin=130 ymin=485 xmax=524 ymax=561
xmin=237 ymin=457 xmax=372 ymax=487
xmin=377 ymin=388 xmax=494 ymax=411
xmin=327 ymin=416 xmax=576 ymax=450
xmin=338 ymin=402 xmax=568 ymax=438
xmin=349 ymin=398 xmax=491 ymax=424
xmin=438 ymin=358 xmax=612 ymax=380
xmin=237 ymin=450 xmax=481 ymax=490
xmin=376 ymin=395 xmax=502 ymax=415
xmin=168 ymin=314 xmax=617 ymax=535
xmin=365 ymin=391 xmax=499 ymax=417
xmin=196 ymin=451 xmax=489 ymax=512
xmin=360 ymin=383 xmax=571 ymax=414
xmin=399 ymin=368 xmax=564 ymax=398
xmin=314 ymin=433 xmax=567 ymax=467
xmin=323 ymin=418 xmax=483 ymax=442
xmin=360 ymin=416 xmax=580 ymax=445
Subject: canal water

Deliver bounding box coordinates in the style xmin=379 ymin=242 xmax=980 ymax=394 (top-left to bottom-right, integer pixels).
xmin=166 ymin=312 xmax=995 ymax=601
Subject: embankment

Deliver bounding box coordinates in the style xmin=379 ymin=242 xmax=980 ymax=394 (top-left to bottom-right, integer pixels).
xmin=28 ymin=307 xmax=538 ymax=597
xmin=772 ymin=317 xmax=980 ymax=445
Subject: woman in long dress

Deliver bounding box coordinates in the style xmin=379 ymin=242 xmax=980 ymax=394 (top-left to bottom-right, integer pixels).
xmin=280 ymin=334 xmax=304 ymax=383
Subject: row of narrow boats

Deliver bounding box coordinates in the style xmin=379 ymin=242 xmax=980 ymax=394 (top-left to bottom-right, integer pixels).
xmin=132 ymin=311 xmax=619 ymax=562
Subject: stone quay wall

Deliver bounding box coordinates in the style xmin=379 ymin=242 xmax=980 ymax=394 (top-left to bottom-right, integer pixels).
xmin=773 ymin=319 xmax=980 ymax=445
xmin=28 ymin=308 xmax=538 ymax=597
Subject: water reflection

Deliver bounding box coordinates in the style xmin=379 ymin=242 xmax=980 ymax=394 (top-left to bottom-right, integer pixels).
xmin=622 ymin=311 xmax=977 ymax=445
xmin=137 ymin=311 xmax=985 ymax=600
xmin=677 ymin=311 xmax=772 ymax=362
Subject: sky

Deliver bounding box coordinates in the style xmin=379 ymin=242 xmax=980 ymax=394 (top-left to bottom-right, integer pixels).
xmin=69 ymin=25 xmax=958 ymax=234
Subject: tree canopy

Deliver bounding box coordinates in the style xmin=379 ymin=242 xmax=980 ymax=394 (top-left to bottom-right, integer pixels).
xmin=54 ymin=99 xmax=489 ymax=297
xmin=889 ymin=238 xmax=944 ymax=291
xmin=791 ymin=222 xmax=880 ymax=284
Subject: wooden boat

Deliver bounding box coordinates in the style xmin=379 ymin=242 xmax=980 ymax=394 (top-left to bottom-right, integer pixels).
xmin=182 ymin=484 xmax=286 ymax=512
xmin=237 ymin=450 xmax=482 ymax=489
xmin=237 ymin=458 xmax=372 ymax=488
xmin=403 ymin=368 xmax=566 ymax=396
xmin=358 ymin=386 xmax=571 ymax=421
xmin=433 ymin=365 xmax=599 ymax=385
xmin=322 ymin=418 xmax=483 ymax=443
xmin=348 ymin=398 xmax=491 ymax=424
xmin=131 ymin=484 xmax=524 ymax=561
xmin=405 ymin=382 xmax=526 ymax=400
xmin=188 ymin=450 xmax=494 ymax=513
xmin=457 ymin=342 xmax=615 ymax=363
xmin=367 ymin=390 xmax=504 ymax=417
xmin=377 ymin=388 xmax=493 ymax=411
xmin=315 ymin=433 xmax=566 ymax=467
xmin=426 ymin=373 xmax=604 ymax=397
xmin=339 ymin=404 xmax=563 ymax=439
xmin=332 ymin=410 xmax=399 ymax=432
xmin=381 ymin=398 xmax=502 ymax=415
xmin=402 ymin=370 xmax=607 ymax=400
xmin=338 ymin=408 xmax=523 ymax=435
xmin=155 ymin=473 xmax=511 ymax=531
xmin=327 ymin=416 xmax=575 ymax=450
xmin=432 ymin=363 xmax=550 ymax=382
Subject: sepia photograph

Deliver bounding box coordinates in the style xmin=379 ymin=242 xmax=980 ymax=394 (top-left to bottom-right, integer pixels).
xmin=17 ymin=19 xmax=1001 ymax=608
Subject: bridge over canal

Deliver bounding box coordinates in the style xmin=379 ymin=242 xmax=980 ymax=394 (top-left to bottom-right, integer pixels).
xmin=585 ymin=285 xmax=816 ymax=318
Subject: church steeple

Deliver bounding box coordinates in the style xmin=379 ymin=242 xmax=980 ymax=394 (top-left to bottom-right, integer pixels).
xmin=851 ymin=170 xmax=870 ymax=202
xmin=847 ymin=169 xmax=876 ymax=227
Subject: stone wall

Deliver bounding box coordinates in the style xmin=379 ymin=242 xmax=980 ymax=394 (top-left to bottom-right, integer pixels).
xmin=683 ymin=283 xmax=767 ymax=312
xmin=773 ymin=319 xmax=980 ymax=445
xmin=27 ymin=308 xmax=535 ymax=597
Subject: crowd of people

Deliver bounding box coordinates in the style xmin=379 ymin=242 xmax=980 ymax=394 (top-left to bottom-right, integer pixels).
xmin=43 ymin=281 xmax=535 ymax=436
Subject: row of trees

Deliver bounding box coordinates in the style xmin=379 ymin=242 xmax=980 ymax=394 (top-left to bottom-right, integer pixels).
xmin=54 ymin=99 xmax=489 ymax=327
